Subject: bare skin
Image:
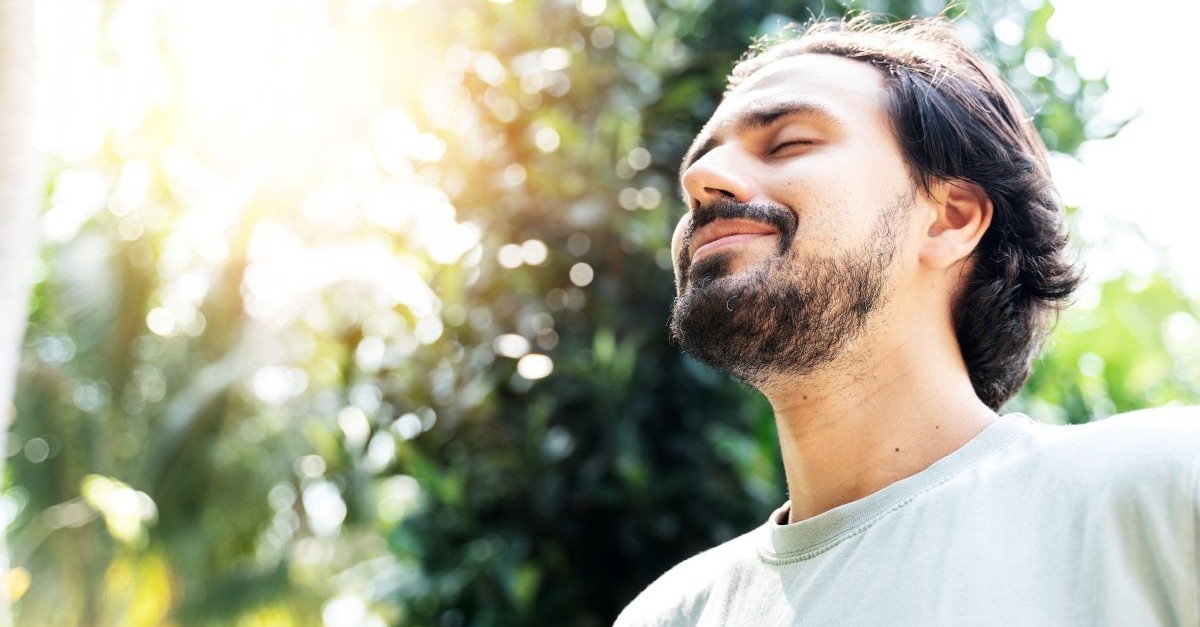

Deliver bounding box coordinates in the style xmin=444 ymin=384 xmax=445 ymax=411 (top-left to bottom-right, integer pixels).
xmin=672 ymin=54 xmax=999 ymax=523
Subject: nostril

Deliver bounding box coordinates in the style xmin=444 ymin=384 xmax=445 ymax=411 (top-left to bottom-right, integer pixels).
xmin=704 ymin=187 xmax=735 ymax=200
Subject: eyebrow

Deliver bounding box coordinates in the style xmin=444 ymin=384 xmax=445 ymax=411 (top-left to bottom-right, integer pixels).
xmin=680 ymin=100 xmax=843 ymax=173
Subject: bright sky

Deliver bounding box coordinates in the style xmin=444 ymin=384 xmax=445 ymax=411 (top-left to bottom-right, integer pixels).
xmin=1049 ymin=0 xmax=1200 ymax=296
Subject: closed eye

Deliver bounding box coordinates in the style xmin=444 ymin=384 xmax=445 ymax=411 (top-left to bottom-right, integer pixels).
xmin=769 ymin=140 xmax=816 ymax=156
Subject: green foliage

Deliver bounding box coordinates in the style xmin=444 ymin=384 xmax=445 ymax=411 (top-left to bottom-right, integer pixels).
xmin=7 ymin=0 xmax=1197 ymax=625
xmin=1016 ymin=276 xmax=1200 ymax=423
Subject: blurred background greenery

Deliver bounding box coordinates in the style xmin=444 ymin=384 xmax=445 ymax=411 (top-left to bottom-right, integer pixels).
xmin=5 ymin=0 xmax=1199 ymax=625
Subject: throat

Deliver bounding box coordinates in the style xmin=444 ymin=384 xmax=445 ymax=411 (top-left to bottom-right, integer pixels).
xmin=770 ymin=374 xmax=998 ymax=523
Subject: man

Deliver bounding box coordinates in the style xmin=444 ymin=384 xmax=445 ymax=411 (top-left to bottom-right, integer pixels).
xmin=617 ymin=16 xmax=1199 ymax=626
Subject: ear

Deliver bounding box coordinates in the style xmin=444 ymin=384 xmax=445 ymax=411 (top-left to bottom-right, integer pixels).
xmin=918 ymin=179 xmax=993 ymax=269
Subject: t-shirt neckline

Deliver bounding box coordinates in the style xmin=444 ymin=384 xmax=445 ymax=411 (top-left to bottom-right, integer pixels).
xmin=761 ymin=413 xmax=1036 ymax=563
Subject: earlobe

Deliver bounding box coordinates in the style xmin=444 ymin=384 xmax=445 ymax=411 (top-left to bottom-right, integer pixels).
xmin=919 ymin=179 xmax=993 ymax=269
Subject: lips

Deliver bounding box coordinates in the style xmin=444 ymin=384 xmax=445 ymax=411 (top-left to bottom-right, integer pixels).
xmin=690 ymin=218 xmax=779 ymax=261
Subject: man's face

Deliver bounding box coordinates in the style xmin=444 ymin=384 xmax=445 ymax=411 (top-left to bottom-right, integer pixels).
xmin=668 ymin=53 xmax=920 ymax=388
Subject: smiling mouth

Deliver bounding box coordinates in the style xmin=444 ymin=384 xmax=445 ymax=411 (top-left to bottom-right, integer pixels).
xmin=690 ymin=219 xmax=779 ymax=262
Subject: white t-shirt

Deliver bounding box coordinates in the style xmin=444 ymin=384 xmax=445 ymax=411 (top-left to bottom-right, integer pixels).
xmin=616 ymin=410 xmax=1200 ymax=626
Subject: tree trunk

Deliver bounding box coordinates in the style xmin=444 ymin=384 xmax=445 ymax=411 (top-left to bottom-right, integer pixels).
xmin=0 ymin=0 xmax=38 ymax=624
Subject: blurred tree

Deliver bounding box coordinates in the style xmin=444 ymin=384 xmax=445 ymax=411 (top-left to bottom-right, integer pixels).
xmin=5 ymin=0 xmax=1197 ymax=626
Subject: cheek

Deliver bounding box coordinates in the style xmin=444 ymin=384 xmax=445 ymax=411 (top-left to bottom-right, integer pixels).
xmin=770 ymin=166 xmax=908 ymax=247
xmin=670 ymin=214 xmax=690 ymax=288
xmin=671 ymin=214 xmax=689 ymax=265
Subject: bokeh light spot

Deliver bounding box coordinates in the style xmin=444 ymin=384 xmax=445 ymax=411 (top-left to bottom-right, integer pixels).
xmin=516 ymin=354 xmax=554 ymax=380
xmin=569 ymin=262 xmax=594 ymax=287
xmin=535 ymin=127 xmax=560 ymax=152
xmin=520 ymin=239 xmax=548 ymax=265
xmin=376 ymin=475 xmax=420 ymax=524
xmin=578 ymin=0 xmax=606 ymax=17
xmin=302 ymin=481 xmax=346 ymax=537
xmin=474 ymin=52 xmax=507 ymax=85
xmin=628 ymin=147 xmax=651 ymax=170
xmin=295 ymin=454 xmax=326 ymax=478
xmin=1164 ymin=312 xmax=1197 ymax=344
xmin=414 ymin=317 xmax=444 ymax=345
xmin=503 ymin=163 xmax=527 ymax=186
xmin=567 ymin=233 xmax=591 ymax=256
xmin=146 ymin=308 xmax=176 ymax=337
xmin=497 ymin=243 xmax=523 ymax=268
xmin=364 ymin=432 xmax=397 ymax=473
xmin=268 ymin=483 xmax=297 ymax=512
xmin=23 ymin=438 xmax=49 ymax=464
xmin=392 ymin=413 xmax=423 ymax=441
xmin=1024 ymin=47 xmax=1053 ymax=77
xmin=1078 ymin=352 xmax=1105 ymax=378
xmin=540 ymin=47 xmax=571 ymax=71
xmin=590 ymin=26 xmax=615 ymax=48
xmin=993 ymin=17 xmax=1024 ymax=46
xmin=494 ymin=334 xmax=531 ymax=358
xmin=337 ymin=406 xmax=371 ymax=448
xmin=618 ymin=187 xmax=639 ymax=210
xmin=638 ymin=186 xmax=662 ymax=209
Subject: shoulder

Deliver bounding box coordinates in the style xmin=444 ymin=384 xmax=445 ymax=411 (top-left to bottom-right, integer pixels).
xmin=1031 ymin=406 xmax=1200 ymax=458
xmin=1021 ymin=407 xmax=1200 ymax=491
xmin=615 ymin=525 xmax=762 ymax=627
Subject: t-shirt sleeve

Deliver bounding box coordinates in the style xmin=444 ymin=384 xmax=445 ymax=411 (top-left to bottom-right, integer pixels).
xmin=614 ymin=526 xmax=768 ymax=627
xmin=614 ymin=554 xmax=713 ymax=627
xmin=1191 ymin=446 xmax=1199 ymax=627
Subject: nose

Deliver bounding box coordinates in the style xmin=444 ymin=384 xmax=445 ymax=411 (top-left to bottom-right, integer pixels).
xmin=680 ymin=145 xmax=756 ymax=210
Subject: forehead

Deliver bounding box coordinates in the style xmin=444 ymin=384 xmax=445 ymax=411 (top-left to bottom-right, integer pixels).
xmin=683 ymin=53 xmax=891 ymax=170
xmin=726 ymin=53 xmax=886 ymax=110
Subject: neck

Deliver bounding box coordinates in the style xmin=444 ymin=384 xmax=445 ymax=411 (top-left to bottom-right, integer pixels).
xmin=760 ymin=324 xmax=997 ymax=523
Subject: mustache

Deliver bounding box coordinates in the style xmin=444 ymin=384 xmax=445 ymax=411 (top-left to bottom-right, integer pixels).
xmin=686 ymin=198 xmax=798 ymax=240
xmin=677 ymin=199 xmax=799 ymax=285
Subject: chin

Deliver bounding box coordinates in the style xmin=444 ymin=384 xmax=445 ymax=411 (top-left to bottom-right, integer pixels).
xmin=683 ymin=250 xmax=747 ymax=291
xmin=669 ymin=240 xmax=892 ymax=390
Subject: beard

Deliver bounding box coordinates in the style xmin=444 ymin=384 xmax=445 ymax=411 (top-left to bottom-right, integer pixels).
xmin=668 ymin=195 xmax=910 ymax=388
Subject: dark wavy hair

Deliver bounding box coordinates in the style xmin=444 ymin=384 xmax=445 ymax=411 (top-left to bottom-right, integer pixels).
xmin=724 ymin=16 xmax=1081 ymax=409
